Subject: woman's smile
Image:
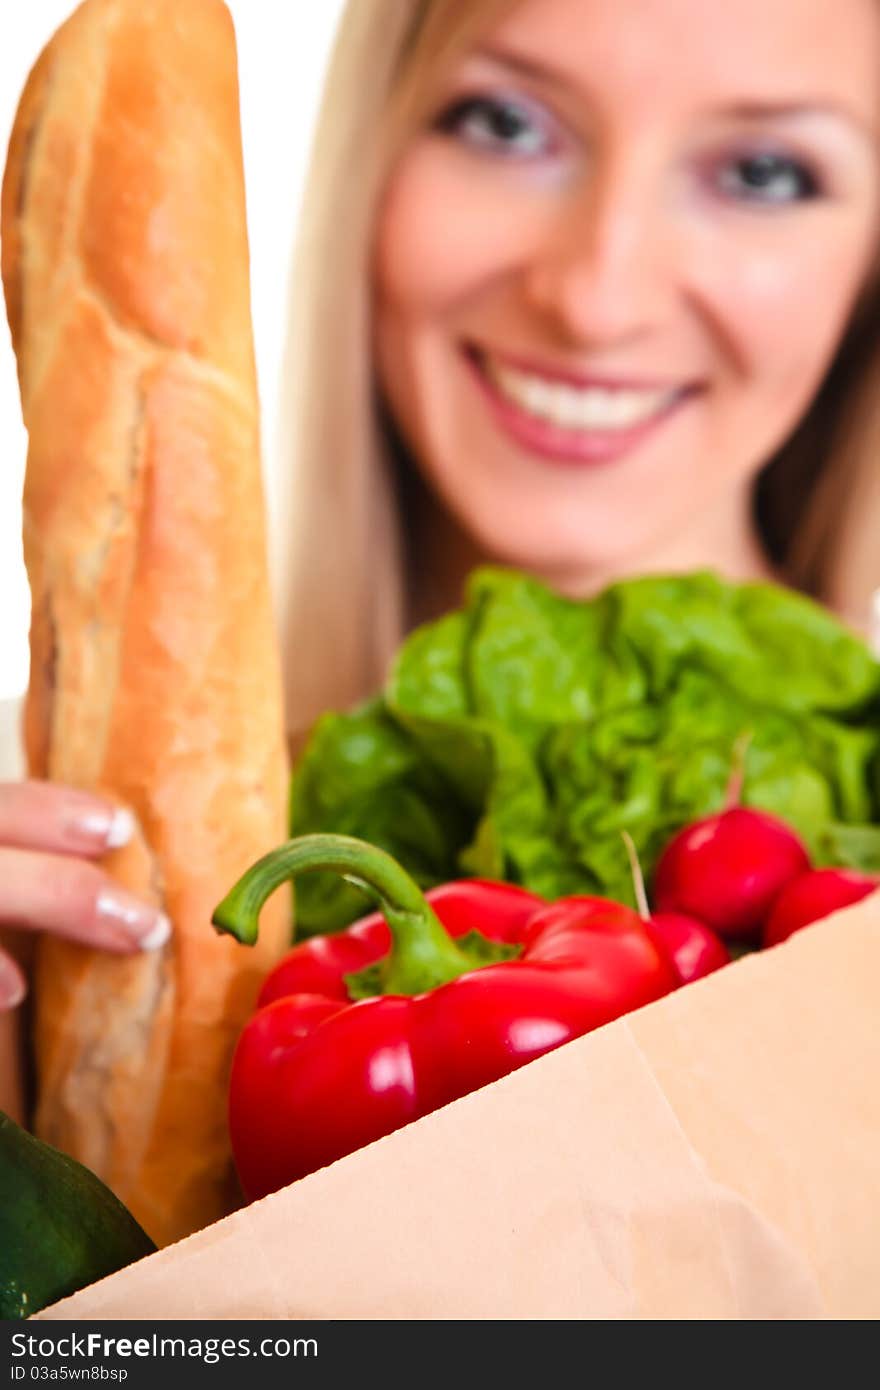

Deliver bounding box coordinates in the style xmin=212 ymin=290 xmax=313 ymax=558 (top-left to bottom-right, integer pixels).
xmin=465 ymin=345 xmax=701 ymax=464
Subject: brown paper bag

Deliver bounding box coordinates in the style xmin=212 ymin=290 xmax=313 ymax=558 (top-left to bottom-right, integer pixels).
xmin=36 ymin=893 xmax=880 ymax=1320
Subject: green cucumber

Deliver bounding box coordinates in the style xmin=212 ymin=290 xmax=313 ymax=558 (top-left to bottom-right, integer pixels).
xmin=0 ymin=1110 xmax=156 ymax=1318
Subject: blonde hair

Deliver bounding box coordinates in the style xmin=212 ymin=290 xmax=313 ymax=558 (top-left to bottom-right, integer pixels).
xmin=274 ymin=0 xmax=518 ymax=744
xmin=275 ymin=0 xmax=880 ymax=741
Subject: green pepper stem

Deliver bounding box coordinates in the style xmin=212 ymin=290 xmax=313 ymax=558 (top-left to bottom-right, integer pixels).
xmin=212 ymin=833 xmax=475 ymax=996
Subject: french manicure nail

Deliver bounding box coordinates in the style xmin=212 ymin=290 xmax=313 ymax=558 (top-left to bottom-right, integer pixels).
xmin=68 ymin=804 xmax=136 ymax=849
xmin=139 ymin=915 xmax=173 ymax=951
xmin=95 ymin=889 xmax=171 ymax=950
xmin=0 ymin=959 xmax=27 ymax=1010
xmin=105 ymin=807 xmax=136 ymax=848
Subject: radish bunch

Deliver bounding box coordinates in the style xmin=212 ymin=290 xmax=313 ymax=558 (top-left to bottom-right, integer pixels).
xmin=621 ymin=831 xmax=730 ymax=986
xmin=649 ymin=736 xmax=878 ymax=953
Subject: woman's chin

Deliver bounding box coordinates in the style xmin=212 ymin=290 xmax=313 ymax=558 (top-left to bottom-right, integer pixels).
xmin=461 ymin=518 xmax=645 ymax=592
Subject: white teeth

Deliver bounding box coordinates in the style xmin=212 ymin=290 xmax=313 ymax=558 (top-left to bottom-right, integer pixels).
xmin=486 ymin=359 xmax=680 ymax=432
xmin=523 ymin=377 xmax=550 ymax=416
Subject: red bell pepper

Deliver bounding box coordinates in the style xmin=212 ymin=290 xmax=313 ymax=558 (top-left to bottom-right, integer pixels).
xmin=213 ymin=834 xmax=677 ymax=1200
xmin=255 ymin=877 xmax=542 ymax=1007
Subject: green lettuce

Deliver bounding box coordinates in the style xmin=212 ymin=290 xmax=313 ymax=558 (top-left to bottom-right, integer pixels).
xmin=290 ymin=568 xmax=880 ymax=934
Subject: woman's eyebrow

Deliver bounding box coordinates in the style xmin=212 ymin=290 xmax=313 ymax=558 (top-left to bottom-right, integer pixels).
xmin=716 ymin=101 xmax=876 ymax=147
xmin=471 ymin=43 xmax=580 ymax=92
xmin=472 ymin=44 xmax=875 ymax=146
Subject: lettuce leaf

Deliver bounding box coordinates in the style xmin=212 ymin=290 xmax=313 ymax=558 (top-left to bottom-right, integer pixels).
xmin=290 ymin=568 xmax=880 ymax=933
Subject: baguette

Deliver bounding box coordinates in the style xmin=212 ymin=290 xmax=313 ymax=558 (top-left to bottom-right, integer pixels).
xmin=1 ymin=0 xmax=291 ymax=1245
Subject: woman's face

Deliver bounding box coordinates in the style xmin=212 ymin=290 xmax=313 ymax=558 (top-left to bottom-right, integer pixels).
xmin=374 ymin=0 xmax=880 ymax=591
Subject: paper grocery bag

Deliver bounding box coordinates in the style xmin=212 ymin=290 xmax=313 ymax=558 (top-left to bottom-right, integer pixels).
xmin=37 ymin=895 xmax=880 ymax=1320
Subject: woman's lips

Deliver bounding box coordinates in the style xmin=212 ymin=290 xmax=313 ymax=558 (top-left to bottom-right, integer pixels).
xmin=465 ymin=348 xmax=700 ymax=466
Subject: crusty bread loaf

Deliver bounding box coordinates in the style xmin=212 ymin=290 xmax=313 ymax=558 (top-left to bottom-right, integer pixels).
xmin=1 ymin=0 xmax=291 ymax=1245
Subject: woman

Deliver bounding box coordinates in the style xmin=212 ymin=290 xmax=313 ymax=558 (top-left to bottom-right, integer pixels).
xmin=2 ymin=0 xmax=880 ymax=1018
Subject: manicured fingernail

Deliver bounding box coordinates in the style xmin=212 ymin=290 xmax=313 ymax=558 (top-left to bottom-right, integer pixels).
xmin=139 ymin=915 xmax=173 ymax=951
xmin=68 ymin=804 xmax=135 ymax=849
xmin=95 ymin=889 xmax=172 ymax=950
xmin=0 ymin=959 xmax=27 ymax=1010
xmin=105 ymin=808 xmax=136 ymax=848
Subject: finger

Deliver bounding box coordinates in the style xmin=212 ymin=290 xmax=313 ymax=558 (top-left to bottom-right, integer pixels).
xmin=0 ymin=781 xmax=135 ymax=857
xmin=0 ymin=948 xmax=27 ymax=1011
xmin=0 ymin=847 xmax=172 ymax=953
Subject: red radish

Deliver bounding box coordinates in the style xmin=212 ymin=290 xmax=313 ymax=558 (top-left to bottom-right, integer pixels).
xmin=644 ymin=910 xmax=731 ymax=982
xmin=621 ymin=832 xmax=729 ymax=984
xmin=652 ymin=734 xmax=810 ymax=942
xmin=763 ymin=867 xmax=879 ymax=947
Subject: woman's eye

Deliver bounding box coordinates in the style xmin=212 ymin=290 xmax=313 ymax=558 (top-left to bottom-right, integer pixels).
xmin=715 ymin=151 xmax=822 ymax=205
xmin=434 ymin=95 xmax=555 ymax=159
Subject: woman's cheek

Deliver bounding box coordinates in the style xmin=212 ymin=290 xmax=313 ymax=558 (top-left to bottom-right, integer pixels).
xmin=702 ymin=229 xmax=875 ymax=408
xmin=375 ymin=146 xmax=546 ymax=315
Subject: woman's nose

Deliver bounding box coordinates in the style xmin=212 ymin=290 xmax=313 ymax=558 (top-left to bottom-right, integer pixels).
xmin=522 ymin=165 xmax=681 ymax=349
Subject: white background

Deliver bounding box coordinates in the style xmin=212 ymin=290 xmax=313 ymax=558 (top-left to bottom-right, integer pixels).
xmin=0 ymin=0 xmax=347 ymax=700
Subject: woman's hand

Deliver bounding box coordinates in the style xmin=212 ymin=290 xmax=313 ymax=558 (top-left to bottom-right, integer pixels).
xmin=0 ymin=782 xmax=171 ymax=1011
